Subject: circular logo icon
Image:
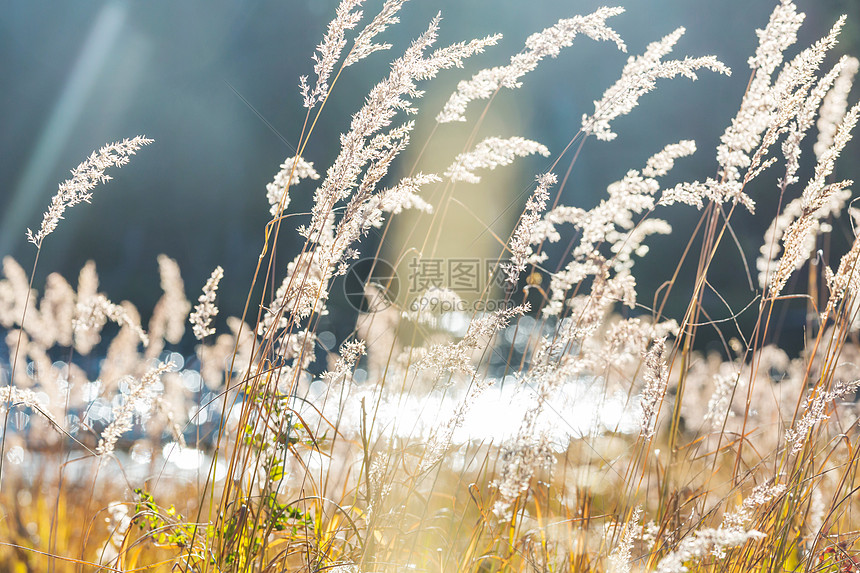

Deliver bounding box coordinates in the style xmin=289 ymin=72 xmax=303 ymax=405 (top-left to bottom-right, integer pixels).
xmin=343 ymin=258 xmax=400 ymax=313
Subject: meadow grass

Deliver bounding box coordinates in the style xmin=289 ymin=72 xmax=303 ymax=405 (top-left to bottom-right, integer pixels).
xmin=2 ymin=1 xmax=860 ymax=571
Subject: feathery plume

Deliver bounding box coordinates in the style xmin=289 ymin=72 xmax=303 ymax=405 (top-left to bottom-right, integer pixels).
xmin=300 ymin=0 xmax=365 ymax=109
xmin=344 ymin=0 xmax=408 ymax=66
xmin=27 ymin=137 xmax=153 ymax=248
xmin=658 ymin=180 xmax=715 ymax=210
xmin=376 ymin=172 xmax=437 ymax=215
xmin=0 ymin=257 xmax=39 ymax=331
xmin=198 ymin=317 xmax=254 ymax=388
xmin=503 ymin=172 xmax=556 ymax=284
xmin=743 ymin=16 xmax=848 ymax=190
xmin=807 ymin=486 xmax=826 ymax=539
xmin=655 ymin=481 xmax=784 ymax=572
xmin=323 ymin=340 xmax=366 ymax=384
xmin=583 ymin=28 xmax=730 ymax=142
xmin=770 ymin=16 xmax=846 ymax=112
xmin=825 ymin=234 xmax=860 ymax=314
xmin=801 ymin=101 xmax=859 ymax=208
xmin=535 ymin=141 xmax=691 ymax=317
xmin=437 ymin=7 xmax=626 ymax=123
xmin=493 ymin=363 xmax=562 ymax=517
xmin=267 ymin=156 xmax=320 ymax=217
xmin=0 ymin=386 xmax=61 ymax=430
xmin=189 ymin=266 xmax=224 ymax=340
xmin=421 ymin=377 xmax=494 ymax=471
xmin=304 ymin=13 xmax=500 ymax=254
xmin=327 ymin=123 xmax=414 ymax=258
xmin=716 ymin=7 xmax=847 ymax=211
xmin=748 ymin=1 xmax=805 ymax=75
xmin=73 ymin=294 xmax=149 ymax=349
xmin=98 ymin=301 xmax=146 ymax=387
xmin=779 ymin=58 xmax=847 ymax=188
xmin=769 ymin=102 xmax=859 ymax=296
xmin=723 ymin=481 xmax=786 ymax=530
xmin=493 ymin=429 xmax=555 ymax=518
xmin=260 ymin=248 xmax=331 ymax=335
xmin=640 ymin=337 xmax=668 ymax=438
xmin=717 ymin=1 xmax=804 ymax=186
xmin=36 ymin=273 xmax=76 ymax=348
xmin=816 ymin=56 xmax=859 ymax=159
xmin=703 ymin=367 xmax=741 ymax=430
xmin=608 ymin=507 xmax=643 ymax=573
xmin=656 ymin=525 xmax=762 ymax=572
xmin=757 ymin=187 xmax=851 ymax=292
xmin=146 ymin=255 xmax=191 ymax=357
xmin=418 ymin=303 xmax=529 ymax=376
xmin=444 ymin=136 xmax=550 ymax=184
xmin=642 ymin=140 xmax=697 ymax=178
xmin=96 ymin=362 xmax=173 ymax=457
xmin=785 ymin=379 xmax=860 ymax=454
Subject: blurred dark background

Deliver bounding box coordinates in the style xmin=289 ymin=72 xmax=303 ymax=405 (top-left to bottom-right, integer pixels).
xmin=2 ymin=0 xmax=858 ymax=355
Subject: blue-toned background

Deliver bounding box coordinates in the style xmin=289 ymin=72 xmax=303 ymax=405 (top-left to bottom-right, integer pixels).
xmin=2 ymin=0 xmax=857 ymax=353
